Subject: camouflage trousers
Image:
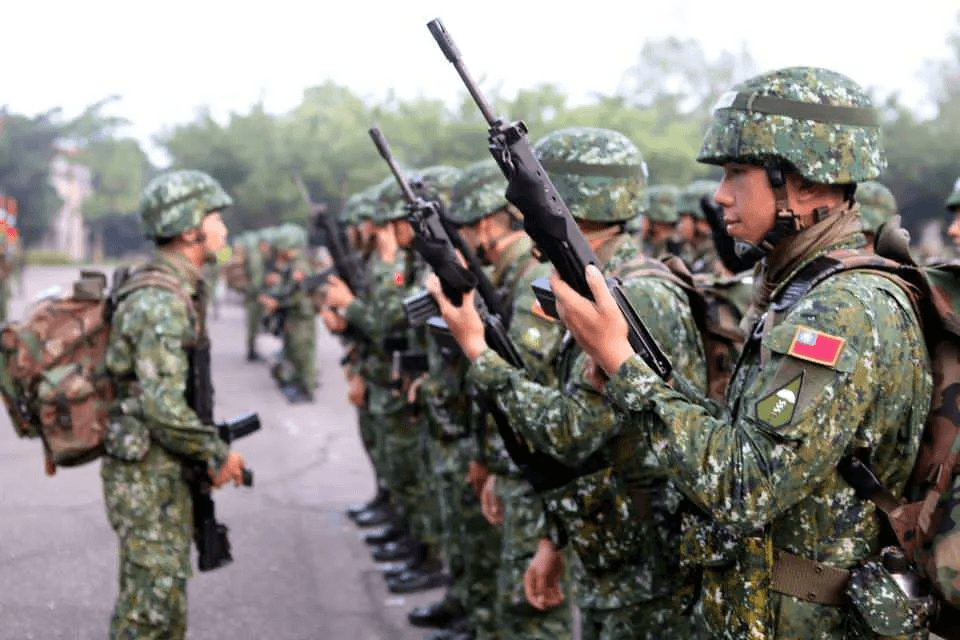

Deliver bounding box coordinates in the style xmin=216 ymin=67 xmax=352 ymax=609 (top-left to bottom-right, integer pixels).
xmin=244 ymin=297 xmax=261 ymax=353
xmin=578 ymin=587 xmax=702 ymax=640
xmin=356 ymin=406 xmax=387 ymax=486
xmin=496 ymin=474 xmax=573 ymax=640
xmin=281 ymin=315 xmax=317 ymax=392
xmin=427 ymin=434 xmax=501 ymax=637
xmin=406 ymin=412 xmax=442 ymax=553
xmin=109 ymin=551 xmax=188 ymax=640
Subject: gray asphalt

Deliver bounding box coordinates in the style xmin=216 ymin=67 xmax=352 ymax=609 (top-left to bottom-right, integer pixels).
xmin=0 ymin=266 xmax=441 ymax=640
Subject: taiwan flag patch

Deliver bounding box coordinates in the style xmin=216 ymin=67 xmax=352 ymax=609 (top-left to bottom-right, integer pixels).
xmin=394 ymin=271 xmax=405 ymax=286
xmin=787 ymin=326 xmax=845 ymax=368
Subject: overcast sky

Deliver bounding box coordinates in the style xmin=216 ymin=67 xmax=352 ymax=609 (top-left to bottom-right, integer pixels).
xmin=6 ymin=0 xmax=958 ymax=164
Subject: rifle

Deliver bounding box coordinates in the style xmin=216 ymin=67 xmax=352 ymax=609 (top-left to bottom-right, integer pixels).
xmin=184 ymin=411 xmax=260 ymax=572
xmin=295 ymin=175 xmax=367 ymax=297
xmin=368 ymin=125 xmax=524 ymax=369
xmin=427 ymin=18 xmax=671 ymax=381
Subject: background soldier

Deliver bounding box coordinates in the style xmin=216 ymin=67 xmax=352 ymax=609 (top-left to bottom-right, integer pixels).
xmin=677 ymin=179 xmax=721 ymax=273
xmin=643 ymin=184 xmax=680 ymax=257
xmin=260 ymin=223 xmax=318 ymax=403
xmin=855 ymin=180 xmax=898 ymax=248
xmin=101 ymin=169 xmax=247 ymax=640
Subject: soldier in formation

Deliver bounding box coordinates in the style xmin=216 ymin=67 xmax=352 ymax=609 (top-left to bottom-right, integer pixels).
xmin=551 ymin=66 xmax=933 ymax=639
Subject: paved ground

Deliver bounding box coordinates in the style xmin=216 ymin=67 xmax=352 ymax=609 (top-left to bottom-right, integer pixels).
xmin=0 ymin=266 xmax=442 ymax=640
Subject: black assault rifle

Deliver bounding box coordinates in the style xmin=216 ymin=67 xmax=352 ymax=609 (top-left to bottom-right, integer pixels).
xmin=183 ymin=411 xmax=260 ymax=572
xmin=295 ymin=175 xmax=367 ymax=297
xmin=368 ymin=125 xmax=524 ymax=370
xmin=427 ymin=18 xmax=672 ymax=381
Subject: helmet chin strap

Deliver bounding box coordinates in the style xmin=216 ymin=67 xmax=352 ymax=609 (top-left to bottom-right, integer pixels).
xmin=734 ymin=167 xmax=804 ymax=262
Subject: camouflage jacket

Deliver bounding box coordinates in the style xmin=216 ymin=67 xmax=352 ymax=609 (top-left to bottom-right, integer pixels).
xmin=264 ymin=254 xmax=315 ymax=321
xmin=604 ymin=231 xmax=931 ymax=639
xmin=243 ymin=247 xmax=266 ymax=298
xmin=101 ymin=251 xmax=229 ymax=577
xmin=346 ymin=249 xmax=416 ymax=413
xmin=470 ymin=232 xmax=708 ymax=609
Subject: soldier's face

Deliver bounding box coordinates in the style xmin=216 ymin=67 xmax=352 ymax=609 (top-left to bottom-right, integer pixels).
xmin=201 ymin=212 xmax=228 ymax=257
xmin=716 ymin=164 xmax=777 ymax=246
xmin=393 ymin=220 xmax=414 ymax=248
xmin=678 ymin=214 xmax=696 ymax=242
xmin=947 ymin=210 xmax=960 ymax=249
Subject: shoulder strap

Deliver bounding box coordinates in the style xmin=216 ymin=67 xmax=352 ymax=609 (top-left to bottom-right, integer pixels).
xmin=115 ymin=267 xmax=201 ymax=337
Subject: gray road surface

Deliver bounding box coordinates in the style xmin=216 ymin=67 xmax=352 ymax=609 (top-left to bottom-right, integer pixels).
xmin=0 ymin=266 xmax=442 ymax=640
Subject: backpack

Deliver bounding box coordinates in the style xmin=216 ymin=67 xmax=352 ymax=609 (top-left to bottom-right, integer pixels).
xmin=766 ymin=218 xmax=960 ymax=628
xmin=618 ymin=254 xmax=747 ymax=401
xmin=0 ymin=267 xmax=196 ymax=467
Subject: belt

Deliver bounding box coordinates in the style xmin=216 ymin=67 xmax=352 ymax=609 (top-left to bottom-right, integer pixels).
xmin=771 ymin=549 xmax=850 ymax=606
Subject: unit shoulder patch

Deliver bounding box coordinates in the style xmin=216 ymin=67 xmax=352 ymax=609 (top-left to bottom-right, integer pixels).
xmin=755 ymin=373 xmax=804 ymax=428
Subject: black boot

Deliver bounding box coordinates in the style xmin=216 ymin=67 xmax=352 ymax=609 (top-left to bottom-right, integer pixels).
xmin=387 ymin=557 xmax=449 ymax=594
xmin=354 ymin=504 xmax=393 ymax=528
xmin=371 ymin=536 xmax=418 ymax=562
xmin=363 ymin=521 xmax=404 ymax=545
xmin=347 ymin=487 xmax=389 ymax=521
xmin=246 ymin=348 xmax=264 ymax=362
xmin=408 ymin=596 xmax=466 ymax=628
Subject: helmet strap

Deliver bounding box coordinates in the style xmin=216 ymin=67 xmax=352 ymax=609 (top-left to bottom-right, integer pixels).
xmin=732 ymin=167 xmax=801 ymax=262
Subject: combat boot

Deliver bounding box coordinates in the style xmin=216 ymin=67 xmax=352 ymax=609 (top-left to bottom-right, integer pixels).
xmin=353 ymin=504 xmax=393 ymax=528
xmin=387 ymin=557 xmax=449 ymax=594
xmin=371 ymin=536 xmax=418 ymax=562
xmin=363 ymin=521 xmax=404 ymax=545
xmin=408 ymin=596 xmax=466 ymax=628
xmin=347 ymin=487 xmax=390 ymax=521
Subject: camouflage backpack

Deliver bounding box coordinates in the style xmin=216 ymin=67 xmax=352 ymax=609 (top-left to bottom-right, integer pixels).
xmin=765 ymin=218 xmax=960 ymax=633
xmin=0 ymin=267 xmax=197 ymax=467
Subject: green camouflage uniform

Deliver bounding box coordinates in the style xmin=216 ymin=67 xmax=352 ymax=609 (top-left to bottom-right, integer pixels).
xmin=602 ymin=68 xmax=932 ymax=639
xmin=470 ymin=128 xmax=706 ymax=639
xmin=243 ymin=231 xmax=267 ymax=356
xmin=100 ymin=170 xmax=234 ymax=640
xmin=678 ymin=180 xmax=721 ymax=274
xmin=264 ymin=225 xmax=318 ymax=395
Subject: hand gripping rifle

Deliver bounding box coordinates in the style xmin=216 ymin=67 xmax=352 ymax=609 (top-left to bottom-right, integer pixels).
xmin=427 ymin=19 xmax=672 ymax=381
xmin=368 ymin=125 xmax=524 ymax=370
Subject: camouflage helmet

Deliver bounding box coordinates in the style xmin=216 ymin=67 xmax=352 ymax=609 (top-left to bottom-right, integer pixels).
xmin=139 ymin=169 xmax=233 ymax=240
xmin=679 ymin=180 xmax=721 ymax=220
xmin=341 ymin=185 xmax=380 ymax=226
xmin=373 ymin=176 xmax=407 ymax=225
xmin=697 ymin=67 xmax=885 ymax=184
xmin=448 ymin=160 xmax=509 ymax=226
xmin=646 ymin=185 xmax=680 ymax=224
xmin=946 ymin=177 xmax=960 ymax=211
xmin=273 ymin=223 xmax=308 ymax=252
xmin=533 ymin=127 xmax=649 ymax=223
xmin=412 ymin=165 xmax=461 ymax=211
xmin=856 ymin=181 xmax=897 ymax=234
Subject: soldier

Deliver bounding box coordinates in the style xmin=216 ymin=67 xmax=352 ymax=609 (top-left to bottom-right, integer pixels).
xmin=644 ymin=184 xmax=680 ymax=257
xmin=242 ymin=228 xmax=268 ymax=362
xmin=856 ymin=181 xmax=898 ymax=248
xmin=424 ymin=158 xmax=573 ymax=640
xmin=101 ymin=169 xmax=247 ymax=640
xmin=260 ymin=223 xmax=318 ymax=403
xmin=430 ymin=129 xmax=706 ymax=639
xmin=337 ymin=186 xmax=394 ymax=525
xmin=553 ymin=67 xmax=932 ymax=639
xmin=677 ymin=179 xmax=721 ymax=273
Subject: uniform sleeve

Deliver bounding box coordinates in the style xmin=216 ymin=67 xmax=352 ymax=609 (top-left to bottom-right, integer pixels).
xmin=605 ymin=275 xmax=928 ymax=533
xmin=121 ymin=288 xmax=229 ymax=472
